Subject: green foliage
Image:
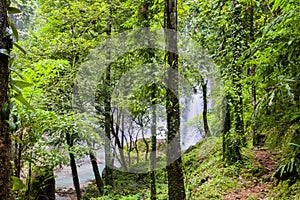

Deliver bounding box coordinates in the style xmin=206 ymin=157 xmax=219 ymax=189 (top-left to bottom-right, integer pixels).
xmin=12 ymin=176 xmax=26 ymax=191
xmin=83 ymin=184 xmax=102 ymax=200
xmin=7 ymin=0 xmax=300 ymax=198
xmin=271 ymin=181 xmax=300 ymax=199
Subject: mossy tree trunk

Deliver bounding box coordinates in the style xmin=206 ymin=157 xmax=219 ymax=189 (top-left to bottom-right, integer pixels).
xmin=0 ymin=0 xmax=13 ymax=198
xmin=104 ymin=0 xmax=114 ymax=187
xmin=164 ymin=0 xmax=186 ymax=199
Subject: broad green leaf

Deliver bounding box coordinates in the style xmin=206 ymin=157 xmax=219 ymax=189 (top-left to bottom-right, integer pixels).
xmin=8 ymin=7 xmax=21 ymax=14
xmin=8 ymin=18 xmax=18 ymax=41
xmin=13 ymin=93 xmax=34 ymax=110
xmin=11 ymin=80 xmax=33 ymax=89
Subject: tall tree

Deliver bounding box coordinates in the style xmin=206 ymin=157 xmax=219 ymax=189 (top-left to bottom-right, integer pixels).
xmin=0 ymin=0 xmax=13 ymax=198
xmin=139 ymin=0 xmax=157 ymax=198
xmin=150 ymin=84 xmax=157 ymax=200
xmin=164 ymin=0 xmax=186 ymax=199
xmin=104 ymin=0 xmax=114 ymax=187
xmin=249 ymin=3 xmax=257 ymax=146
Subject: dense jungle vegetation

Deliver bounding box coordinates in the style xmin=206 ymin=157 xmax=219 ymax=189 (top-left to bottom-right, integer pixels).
xmin=0 ymin=0 xmax=299 ymax=199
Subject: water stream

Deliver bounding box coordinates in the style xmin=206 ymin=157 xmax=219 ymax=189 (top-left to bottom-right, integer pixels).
xmin=55 ymin=150 xmax=105 ymax=188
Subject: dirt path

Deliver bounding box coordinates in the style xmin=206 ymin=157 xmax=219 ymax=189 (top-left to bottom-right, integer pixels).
xmin=224 ymin=148 xmax=279 ymax=200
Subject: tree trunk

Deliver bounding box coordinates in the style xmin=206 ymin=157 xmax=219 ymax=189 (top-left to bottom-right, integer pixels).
xmin=201 ymin=80 xmax=211 ymax=137
xmin=142 ymin=130 xmax=149 ymax=161
xmin=249 ymin=5 xmax=258 ymax=146
xmin=164 ymin=0 xmax=186 ymax=199
xmin=111 ymin=120 xmax=128 ymax=171
xmin=66 ymin=132 xmax=81 ymax=199
xmin=104 ymin=0 xmax=113 ymax=187
xmin=232 ymin=0 xmax=245 ymax=146
xmin=135 ymin=133 xmax=139 ymax=163
xmin=89 ymin=150 xmax=104 ymax=195
xmin=150 ymin=84 xmax=157 ymax=200
xmin=0 ymin=0 xmax=13 ymax=198
xmin=222 ymin=97 xmax=231 ymax=162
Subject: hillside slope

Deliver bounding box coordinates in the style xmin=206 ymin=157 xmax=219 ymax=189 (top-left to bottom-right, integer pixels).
xmin=77 ymin=137 xmax=300 ymax=199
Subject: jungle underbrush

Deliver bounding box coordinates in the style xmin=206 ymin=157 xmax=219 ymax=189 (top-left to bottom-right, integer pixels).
xmin=84 ymin=136 xmax=299 ymax=199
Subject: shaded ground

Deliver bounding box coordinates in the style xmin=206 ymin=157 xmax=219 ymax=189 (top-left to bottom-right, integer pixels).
xmin=224 ymin=148 xmax=279 ymax=200
xmin=56 ymin=181 xmax=93 ymax=200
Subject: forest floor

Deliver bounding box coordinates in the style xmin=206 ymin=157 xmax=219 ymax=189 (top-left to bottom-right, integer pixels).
xmin=56 ymin=181 xmax=92 ymax=200
xmin=224 ymin=148 xmax=278 ymax=200
xmin=56 ymin=137 xmax=300 ymax=199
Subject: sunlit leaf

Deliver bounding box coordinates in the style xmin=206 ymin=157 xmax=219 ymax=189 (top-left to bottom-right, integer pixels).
xmin=13 ymin=93 xmax=34 ymax=110
xmin=11 ymin=80 xmax=33 ymax=89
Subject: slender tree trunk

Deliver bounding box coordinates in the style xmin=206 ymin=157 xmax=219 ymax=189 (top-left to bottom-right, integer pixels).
xmin=128 ymin=133 xmax=133 ymax=166
xmin=111 ymin=120 xmax=128 ymax=171
xmin=140 ymin=1 xmax=157 ymax=197
xmin=252 ymin=79 xmax=257 ymax=145
xmin=249 ymin=5 xmax=258 ymax=146
xmin=142 ymin=130 xmax=149 ymax=161
xmin=135 ymin=134 xmax=139 ymax=163
xmin=232 ymin=0 xmax=245 ymax=146
xmin=104 ymin=0 xmax=113 ymax=187
xmin=0 ymin=1 xmax=13 ymax=198
xmin=66 ymin=132 xmax=81 ymax=199
xmin=89 ymin=150 xmax=104 ymax=195
xmin=164 ymin=0 xmax=186 ymax=199
xmin=150 ymin=84 xmax=157 ymax=200
xmin=201 ymin=80 xmax=211 ymax=137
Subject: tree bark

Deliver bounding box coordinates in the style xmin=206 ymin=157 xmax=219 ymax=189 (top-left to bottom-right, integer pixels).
xmin=66 ymin=132 xmax=81 ymax=199
xmin=232 ymin=0 xmax=245 ymax=146
xmin=150 ymin=84 xmax=157 ymax=200
xmin=142 ymin=129 xmax=149 ymax=161
xmin=89 ymin=150 xmax=104 ymax=195
xmin=0 ymin=0 xmax=13 ymax=198
xmin=110 ymin=119 xmax=128 ymax=171
xmin=201 ymin=80 xmax=211 ymax=137
xmin=249 ymin=5 xmax=258 ymax=146
xmin=222 ymin=97 xmax=231 ymax=162
xmin=164 ymin=0 xmax=186 ymax=199
xmin=104 ymin=0 xmax=113 ymax=187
